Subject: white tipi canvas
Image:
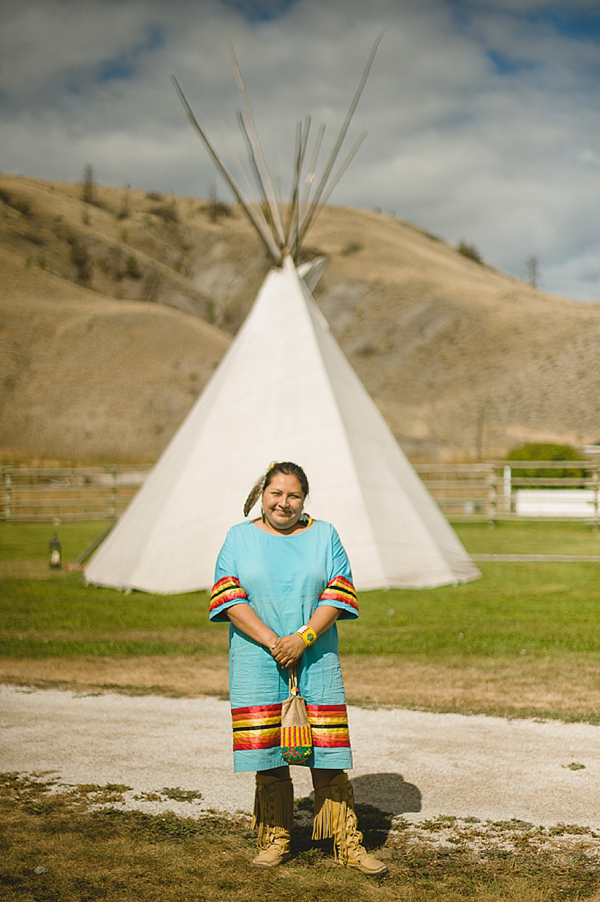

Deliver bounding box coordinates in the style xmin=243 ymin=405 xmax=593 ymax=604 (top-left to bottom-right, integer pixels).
xmin=85 ymin=256 xmax=480 ymax=593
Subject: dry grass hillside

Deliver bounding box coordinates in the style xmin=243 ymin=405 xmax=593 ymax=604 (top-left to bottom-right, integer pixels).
xmin=1 ymin=172 xmax=599 ymax=463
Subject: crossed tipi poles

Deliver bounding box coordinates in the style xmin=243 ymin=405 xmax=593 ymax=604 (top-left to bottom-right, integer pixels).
xmin=171 ymin=33 xmax=384 ymax=265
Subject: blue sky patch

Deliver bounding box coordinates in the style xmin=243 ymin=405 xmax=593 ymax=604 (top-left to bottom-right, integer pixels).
xmin=533 ymin=8 xmax=600 ymax=42
xmin=98 ymin=59 xmax=135 ymax=83
xmin=97 ymin=24 xmax=165 ymax=83
xmin=448 ymin=0 xmax=600 ymax=44
xmin=487 ymin=50 xmax=536 ymax=76
xmin=220 ymin=0 xmax=296 ymax=24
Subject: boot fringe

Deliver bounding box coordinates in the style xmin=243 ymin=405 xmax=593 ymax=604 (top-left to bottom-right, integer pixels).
xmin=311 ymin=773 xmax=351 ymax=845
xmin=312 ymin=773 xmax=388 ymax=874
xmin=252 ymin=774 xmax=294 ymax=849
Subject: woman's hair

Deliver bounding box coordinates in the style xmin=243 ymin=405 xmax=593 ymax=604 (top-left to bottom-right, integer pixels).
xmin=243 ymin=461 xmax=309 ymax=517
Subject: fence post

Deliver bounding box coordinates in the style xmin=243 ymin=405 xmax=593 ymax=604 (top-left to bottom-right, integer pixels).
xmin=3 ymin=469 xmax=12 ymax=521
xmin=109 ymin=467 xmax=118 ymax=520
xmin=486 ymin=463 xmax=496 ymax=527
xmin=592 ymin=462 xmax=599 ymax=532
xmin=503 ymin=465 xmax=512 ymax=513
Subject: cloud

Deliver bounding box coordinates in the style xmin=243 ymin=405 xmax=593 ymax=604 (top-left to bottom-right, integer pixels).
xmin=1 ymin=0 xmax=600 ymax=299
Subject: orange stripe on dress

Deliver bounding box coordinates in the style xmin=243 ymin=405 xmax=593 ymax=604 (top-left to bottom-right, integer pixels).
xmin=232 ymin=704 xmax=281 ymax=719
xmin=307 ymin=703 xmax=348 ymax=721
xmin=234 ymin=728 xmax=280 ymax=751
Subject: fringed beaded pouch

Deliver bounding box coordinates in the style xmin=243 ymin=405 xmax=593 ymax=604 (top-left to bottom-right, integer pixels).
xmin=280 ymin=667 xmax=313 ymax=765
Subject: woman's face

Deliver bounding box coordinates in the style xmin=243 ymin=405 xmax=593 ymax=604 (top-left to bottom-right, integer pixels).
xmin=262 ymin=473 xmax=305 ymax=532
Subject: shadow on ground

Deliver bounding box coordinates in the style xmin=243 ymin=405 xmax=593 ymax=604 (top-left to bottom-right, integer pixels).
xmin=294 ymin=772 xmax=421 ymax=855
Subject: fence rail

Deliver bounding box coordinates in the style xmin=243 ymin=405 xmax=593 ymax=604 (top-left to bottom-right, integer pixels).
xmin=2 ymin=461 xmax=600 ymax=524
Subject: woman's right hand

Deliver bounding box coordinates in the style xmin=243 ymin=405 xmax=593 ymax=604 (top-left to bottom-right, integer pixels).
xmin=271 ymin=634 xmax=306 ymax=669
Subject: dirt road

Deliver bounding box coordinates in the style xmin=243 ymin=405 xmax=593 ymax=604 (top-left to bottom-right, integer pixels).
xmin=1 ymin=685 xmax=598 ymax=828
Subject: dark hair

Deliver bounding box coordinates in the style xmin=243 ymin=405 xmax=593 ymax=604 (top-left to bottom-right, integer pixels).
xmin=243 ymin=461 xmax=309 ymax=517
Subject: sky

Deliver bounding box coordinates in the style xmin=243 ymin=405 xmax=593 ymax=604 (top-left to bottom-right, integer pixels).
xmin=2 ymin=0 xmax=600 ymax=300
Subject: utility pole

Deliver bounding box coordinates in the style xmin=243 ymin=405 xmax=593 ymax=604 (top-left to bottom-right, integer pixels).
xmin=526 ymin=256 xmax=540 ymax=289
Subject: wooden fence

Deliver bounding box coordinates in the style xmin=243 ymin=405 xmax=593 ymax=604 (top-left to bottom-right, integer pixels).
xmin=416 ymin=460 xmax=600 ymax=524
xmin=1 ymin=466 xmax=147 ymax=522
xmin=2 ymin=460 xmax=600 ymax=524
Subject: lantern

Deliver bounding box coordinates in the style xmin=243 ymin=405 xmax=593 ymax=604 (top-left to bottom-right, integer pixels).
xmin=48 ymin=534 xmax=62 ymax=569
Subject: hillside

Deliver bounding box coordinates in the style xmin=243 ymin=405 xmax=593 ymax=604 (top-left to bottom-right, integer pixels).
xmin=1 ymin=172 xmax=599 ymax=462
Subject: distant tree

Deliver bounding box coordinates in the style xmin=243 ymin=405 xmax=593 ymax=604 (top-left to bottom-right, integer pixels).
xmin=117 ymin=183 xmax=131 ymax=220
xmin=208 ymin=180 xmax=231 ymax=222
xmin=68 ymin=236 xmax=93 ymax=285
xmin=82 ymin=164 xmax=94 ymax=205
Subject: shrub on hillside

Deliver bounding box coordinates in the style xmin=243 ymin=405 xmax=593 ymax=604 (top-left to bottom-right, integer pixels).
xmin=148 ymin=198 xmax=179 ymax=224
xmin=68 ymin=237 xmax=93 ymax=285
xmin=341 ymin=240 xmax=363 ymax=257
xmin=506 ymin=442 xmax=589 ymax=483
xmin=457 ymin=240 xmax=483 ymax=264
xmin=0 ymin=188 xmax=32 ymax=218
xmin=125 ymin=254 xmax=142 ymax=279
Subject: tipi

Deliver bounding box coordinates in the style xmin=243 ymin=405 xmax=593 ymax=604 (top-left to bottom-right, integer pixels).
xmin=85 ymin=38 xmax=480 ymax=593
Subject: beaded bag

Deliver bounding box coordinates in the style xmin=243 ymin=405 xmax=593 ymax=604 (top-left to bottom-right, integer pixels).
xmin=280 ymin=667 xmax=313 ymax=764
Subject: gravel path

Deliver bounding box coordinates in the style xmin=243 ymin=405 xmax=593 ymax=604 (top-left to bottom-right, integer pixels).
xmin=1 ymin=685 xmax=598 ymax=828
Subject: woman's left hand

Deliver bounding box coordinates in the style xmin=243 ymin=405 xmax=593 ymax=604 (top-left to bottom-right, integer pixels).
xmin=271 ymin=633 xmax=306 ymax=668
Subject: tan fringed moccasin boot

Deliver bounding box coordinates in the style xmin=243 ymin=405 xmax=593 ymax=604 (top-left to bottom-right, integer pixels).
xmin=312 ymin=772 xmax=388 ymax=876
xmin=251 ymin=773 xmax=294 ymax=868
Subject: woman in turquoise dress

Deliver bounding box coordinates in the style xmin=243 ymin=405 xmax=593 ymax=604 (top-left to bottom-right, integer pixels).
xmin=209 ymin=461 xmax=387 ymax=875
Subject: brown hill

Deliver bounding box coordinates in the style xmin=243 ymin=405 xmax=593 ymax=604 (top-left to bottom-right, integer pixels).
xmin=1 ymin=173 xmax=599 ymax=463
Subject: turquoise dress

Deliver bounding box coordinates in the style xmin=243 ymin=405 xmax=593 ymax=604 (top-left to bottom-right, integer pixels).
xmin=209 ymin=519 xmax=358 ymax=772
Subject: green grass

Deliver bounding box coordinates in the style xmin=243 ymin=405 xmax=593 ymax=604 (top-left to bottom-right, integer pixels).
xmin=2 ymin=521 xmax=600 ymax=660
xmin=454 ymin=520 xmax=600 ymax=555
xmin=0 ymin=521 xmax=109 ymax=563
xmin=348 ymin=563 xmax=600 ymax=656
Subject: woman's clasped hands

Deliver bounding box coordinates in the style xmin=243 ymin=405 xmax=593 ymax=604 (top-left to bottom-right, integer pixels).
xmin=270 ymin=633 xmax=306 ymax=669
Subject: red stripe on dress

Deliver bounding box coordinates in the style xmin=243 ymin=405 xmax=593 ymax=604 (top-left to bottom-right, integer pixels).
xmin=306 ymin=703 xmax=348 ymax=721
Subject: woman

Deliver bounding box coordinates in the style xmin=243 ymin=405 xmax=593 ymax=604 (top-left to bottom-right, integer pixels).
xmin=209 ymin=461 xmax=387 ymax=875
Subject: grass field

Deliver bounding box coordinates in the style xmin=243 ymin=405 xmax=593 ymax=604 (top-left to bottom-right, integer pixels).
xmin=1 ymin=520 xmax=600 ymax=721
xmin=2 ymin=521 xmax=600 ymax=901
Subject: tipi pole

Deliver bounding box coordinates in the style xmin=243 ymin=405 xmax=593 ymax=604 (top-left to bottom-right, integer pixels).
xmin=171 ymin=75 xmax=282 ymax=264
xmin=296 ymin=29 xmax=385 ymax=246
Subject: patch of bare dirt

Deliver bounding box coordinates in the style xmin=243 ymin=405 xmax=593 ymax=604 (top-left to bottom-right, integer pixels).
xmin=2 ymin=654 xmax=599 ymax=721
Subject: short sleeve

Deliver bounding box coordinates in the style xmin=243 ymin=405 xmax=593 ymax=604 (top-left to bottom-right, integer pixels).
xmin=209 ymin=529 xmax=248 ymax=622
xmin=317 ymin=525 xmax=359 ymax=620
